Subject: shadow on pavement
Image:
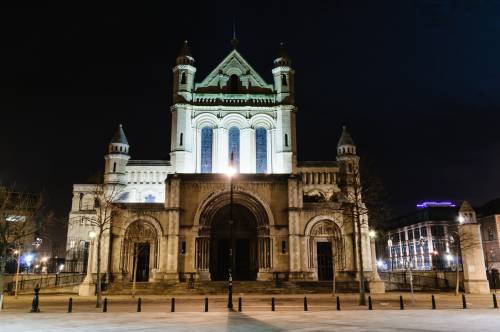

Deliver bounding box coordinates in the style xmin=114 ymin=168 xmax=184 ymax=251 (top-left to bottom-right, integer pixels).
xmin=227 ymin=312 xmax=286 ymax=332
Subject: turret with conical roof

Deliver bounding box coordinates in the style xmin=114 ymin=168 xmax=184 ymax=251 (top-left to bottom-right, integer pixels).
xmin=104 ymin=124 xmax=131 ymax=186
xmin=173 ymin=40 xmax=197 ymax=103
xmin=336 ymin=126 xmax=359 ymax=176
xmin=272 ymin=42 xmax=295 ymax=104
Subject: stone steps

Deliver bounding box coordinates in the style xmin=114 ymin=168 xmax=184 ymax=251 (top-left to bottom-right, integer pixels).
xmin=105 ymin=281 xmax=359 ymax=295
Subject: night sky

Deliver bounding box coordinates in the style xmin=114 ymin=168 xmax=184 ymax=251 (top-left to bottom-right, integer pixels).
xmin=1 ymin=1 xmax=500 ymax=236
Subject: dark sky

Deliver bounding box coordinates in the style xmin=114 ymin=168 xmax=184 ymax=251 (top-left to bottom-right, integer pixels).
xmin=1 ymin=1 xmax=500 ymax=229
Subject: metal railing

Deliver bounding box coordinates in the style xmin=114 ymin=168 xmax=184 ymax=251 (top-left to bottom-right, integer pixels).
xmin=5 ymin=273 xmax=85 ymax=293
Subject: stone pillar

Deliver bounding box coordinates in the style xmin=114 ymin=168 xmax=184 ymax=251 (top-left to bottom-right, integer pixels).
xmin=287 ymin=176 xmax=302 ymax=279
xmin=368 ymin=237 xmax=385 ymax=294
xmin=164 ymin=175 xmax=181 ymax=281
xmin=240 ymin=127 xmax=255 ymax=173
xmin=459 ymin=201 xmax=490 ymax=294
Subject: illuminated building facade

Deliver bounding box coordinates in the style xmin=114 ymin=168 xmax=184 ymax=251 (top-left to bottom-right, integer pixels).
xmin=66 ymin=40 xmax=381 ymax=291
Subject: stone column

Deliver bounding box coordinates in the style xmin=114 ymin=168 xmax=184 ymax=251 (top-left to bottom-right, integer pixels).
xmin=164 ymin=176 xmax=181 ymax=281
xmin=240 ymin=127 xmax=255 ymax=173
xmin=459 ymin=201 xmax=490 ymax=294
xmin=369 ymin=237 xmax=385 ymax=293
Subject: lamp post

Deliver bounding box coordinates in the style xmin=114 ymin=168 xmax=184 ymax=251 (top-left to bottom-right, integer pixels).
xmin=14 ymin=248 xmax=21 ymax=299
xmin=84 ymin=231 xmax=96 ymax=283
xmin=226 ymin=153 xmax=236 ymax=310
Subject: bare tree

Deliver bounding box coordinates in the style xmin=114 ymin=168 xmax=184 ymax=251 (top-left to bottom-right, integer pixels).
xmin=339 ymin=161 xmax=390 ymax=305
xmin=448 ymin=228 xmax=479 ymax=295
xmin=0 ymin=186 xmax=51 ymax=309
xmin=71 ymin=182 xmax=123 ymax=307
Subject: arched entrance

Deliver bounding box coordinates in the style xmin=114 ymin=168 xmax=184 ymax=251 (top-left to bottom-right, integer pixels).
xmin=306 ymin=218 xmax=344 ymax=281
xmin=210 ymin=204 xmax=258 ymax=281
xmin=194 ymin=190 xmax=272 ymax=281
xmin=123 ymin=220 xmax=159 ymax=282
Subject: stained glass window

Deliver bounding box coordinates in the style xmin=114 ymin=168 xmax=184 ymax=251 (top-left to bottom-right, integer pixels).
xmin=228 ymin=126 xmax=240 ymax=170
xmin=255 ymin=127 xmax=267 ymax=173
xmin=201 ymin=126 xmax=213 ymax=173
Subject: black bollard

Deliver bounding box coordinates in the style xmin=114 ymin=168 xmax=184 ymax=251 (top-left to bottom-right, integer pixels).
xmin=399 ymin=295 xmax=404 ymax=310
xmin=137 ymin=298 xmax=142 ymax=312
xmin=304 ymin=297 xmax=308 ymax=311
xmin=368 ymin=296 xmax=373 ymax=310
xmin=493 ymin=294 xmax=498 ymax=309
xmin=103 ymin=298 xmax=108 ymax=313
xmin=462 ymin=294 xmax=467 ymax=309
xmin=336 ymin=296 xmax=341 ymax=311
xmin=204 ymin=297 xmax=208 ymax=312
xmin=171 ymin=297 xmax=175 ymax=312
xmin=238 ymin=297 xmax=242 ymax=312
xmin=30 ymin=285 xmax=40 ymax=313
xmin=431 ymin=295 xmax=436 ymax=310
xmin=271 ymin=297 xmax=275 ymax=311
xmin=68 ymin=297 xmax=73 ymax=313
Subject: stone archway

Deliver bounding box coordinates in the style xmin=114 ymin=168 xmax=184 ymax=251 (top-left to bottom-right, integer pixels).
xmin=194 ymin=190 xmax=272 ymax=281
xmin=305 ymin=217 xmax=344 ymax=281
xmin=122 ymin=220 xmax=159 ymax=282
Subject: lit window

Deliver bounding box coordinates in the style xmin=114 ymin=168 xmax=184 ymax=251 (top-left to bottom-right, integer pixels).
xmin=201 ymin=127 xmax=213 ymax=173
xmin=255 ymin=127 xmax=267 ymax=173
xmin=228 ymin=127 xmax=240 ymax=170
xmin=145 ymin=194 xmax=156 ymax=203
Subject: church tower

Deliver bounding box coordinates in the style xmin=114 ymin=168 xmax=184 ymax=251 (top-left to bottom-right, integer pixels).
xmin=272 ymin=42 xmax=295 ymax=104
xmin=104 ymin=124 xmax=130 ymax=186
xmin=336 ymin=126 xmax=359 ymax=176
xmin=170 ymin=41 xmax=197 ymax=173
xmin=172 ymin=40 xmax=196 ymax=103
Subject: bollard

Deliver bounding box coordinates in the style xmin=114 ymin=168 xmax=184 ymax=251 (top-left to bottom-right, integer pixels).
xmin=271 ymin=297 xmax=275 ymax=311
xmin=399 ymin=295 xmax=404 ymax=310
xmin=368 ymin=296 xmax=373 ymax=310
xmin=493 ymin=294 xmax=498 ymax=309
xmin=431 ymin=295 xmax=436 ymax=310
xmin=137 ymin=298 xmax=142 ymax=312
xmin=204 ymin=297 xmax=208 ymax=312
xmin=336 ymin=296 xmax=341 ymax=311
xmin=68 ymin=297 xmax=73 ymax=313
xmin=103 ymin=298 xmax=108 ymax=313
xmin=238 ymin=297 xmax=242 ymax=312
xmin=304 ymin=297 xmax=308 ymax=311
xmin=462 ymin=294 xmax=467 ymax=309
xmin=171 ymin=298 xmax=175 ymax=312
xmin=30 ymin=285 xmax=40 ymax=313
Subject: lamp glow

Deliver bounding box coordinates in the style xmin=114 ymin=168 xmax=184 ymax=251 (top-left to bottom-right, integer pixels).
xmin=458 ymin=215 xmax=465 ymax=224
xmin=88 ymin=231 xmax=96 ymax=239
xmin=226 ymin=166 xmax=236 ymax=178
xmin=369 ymin=230 xmax=376 ymax=238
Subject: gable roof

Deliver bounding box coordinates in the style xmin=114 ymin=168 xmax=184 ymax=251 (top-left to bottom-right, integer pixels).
xmin=196 ymin=49 xmax=272 ymax=90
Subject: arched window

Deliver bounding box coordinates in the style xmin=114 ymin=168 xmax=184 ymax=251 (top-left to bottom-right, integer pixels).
xmin=281 ymin=74 xmax=287 ymax=86
xmin=180 ymin=133 xmax=183 ymax=146
xmin=229 ymin=74 xmax=240 ymax=93
xmin=200 ymin=126 xmax=213 ymax=173
xmin=284 ymin=134 xmax=289 ymax=147
xmin=113 ymin=162 xmax=116 ymax=173
xmin=255 ymin=127 xmax=267 ymax=173
xmin=228 ymin=126 xmax=240 ymax=170
xmin=180 ymin=72 xmax=187 ymax=84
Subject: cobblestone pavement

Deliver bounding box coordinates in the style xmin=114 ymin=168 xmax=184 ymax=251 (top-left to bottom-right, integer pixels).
xmin=0 ymin=310 xmax=499 ymax=331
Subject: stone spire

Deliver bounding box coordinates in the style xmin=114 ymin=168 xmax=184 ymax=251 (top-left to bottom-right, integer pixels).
xmin=176 ymin=40 xmax=195 ymax=65
xmin=110 ymin=124 xmax=129 ymax=145
xmin=337 ymin=126 xmax=356 ymax=150
xmin=459 ymin=200 xmax=477 ymax=224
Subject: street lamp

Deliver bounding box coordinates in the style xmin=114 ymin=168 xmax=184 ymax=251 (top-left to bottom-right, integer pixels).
xmin=14 ymin=248 xmax=21 ymax=299
xmin=226 ymin=153 xmax=236 ymax=310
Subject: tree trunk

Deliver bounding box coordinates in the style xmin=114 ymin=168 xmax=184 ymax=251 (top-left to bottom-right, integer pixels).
xmin=356 ymin=212 xmax=366 ymax=305
xmin=96 ymin=233 xmax=102 ymax=308
xmin=455 ymin=255 xmax=460 ymax=296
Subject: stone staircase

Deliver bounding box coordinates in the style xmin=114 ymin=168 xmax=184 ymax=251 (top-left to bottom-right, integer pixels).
xmin=106 ymin=280 xmax=361 ymax=295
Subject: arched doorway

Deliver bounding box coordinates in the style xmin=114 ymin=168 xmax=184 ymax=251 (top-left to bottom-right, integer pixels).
xmin=194 ymin=190 xmax=272 ymax=281
xmin=123 ymin=220 xmax=159 ymax=282
xmin=210 ymin=204 xmax=258 ymax=281
xmin=306 ymin=219 xmax=343 ymax=281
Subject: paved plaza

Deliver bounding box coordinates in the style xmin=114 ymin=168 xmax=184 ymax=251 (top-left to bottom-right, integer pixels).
xmin=1 ymin=293 xmax=499 ymax=331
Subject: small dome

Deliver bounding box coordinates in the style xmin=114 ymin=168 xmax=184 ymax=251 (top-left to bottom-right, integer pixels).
xmin=274 ymin=42 xmax=291 ymax=67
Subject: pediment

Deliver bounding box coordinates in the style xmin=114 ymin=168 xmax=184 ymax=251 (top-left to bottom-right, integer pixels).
xmin=196 ymin=49 xmax=273 ymax=91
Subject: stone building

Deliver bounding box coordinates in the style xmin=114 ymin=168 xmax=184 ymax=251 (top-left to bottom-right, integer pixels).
xmin=66 ymin=40 xmax=379 ymax=290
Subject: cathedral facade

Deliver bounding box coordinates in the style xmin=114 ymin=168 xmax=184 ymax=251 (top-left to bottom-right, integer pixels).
xmin=66 ymin=41 xmax=380 ymax=289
